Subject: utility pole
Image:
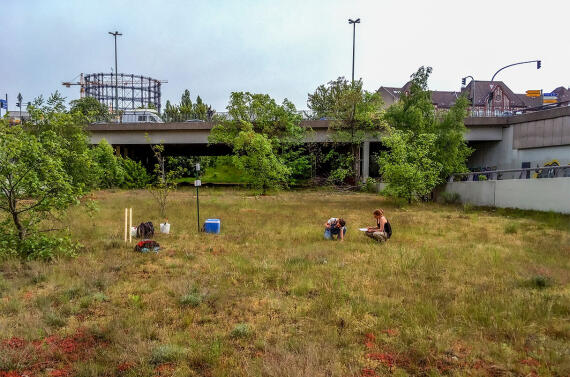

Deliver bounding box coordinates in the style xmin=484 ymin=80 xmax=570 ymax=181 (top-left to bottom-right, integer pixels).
xmin=348 ymin=18 xmax=360 ymax=83
xmin=108 ymin=31 xmax=122 ymax=113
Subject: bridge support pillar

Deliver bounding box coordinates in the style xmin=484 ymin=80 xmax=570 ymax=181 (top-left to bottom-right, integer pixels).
xmin=362 ymin=141 xmax=370 ymax=181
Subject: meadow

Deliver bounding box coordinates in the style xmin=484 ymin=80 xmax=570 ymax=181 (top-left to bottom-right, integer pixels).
xmin=0 ymin=188 xmax=568 ymax=376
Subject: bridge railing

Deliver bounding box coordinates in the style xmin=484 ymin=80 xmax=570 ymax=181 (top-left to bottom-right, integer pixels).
xmin=448 ymin=165 xmax=570 ymax=182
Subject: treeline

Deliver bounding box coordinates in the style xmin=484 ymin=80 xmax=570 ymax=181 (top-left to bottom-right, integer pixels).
xmin=0 ymin=66 xmax=471 ymax=260
xmin=162 ymin=90 xmax=214 ymax=122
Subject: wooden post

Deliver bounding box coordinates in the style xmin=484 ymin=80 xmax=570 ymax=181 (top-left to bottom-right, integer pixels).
xmin=124 ymin=208 xmax=128 ymax=243
xmin=129 ymin=208 xmax=132 ymax=243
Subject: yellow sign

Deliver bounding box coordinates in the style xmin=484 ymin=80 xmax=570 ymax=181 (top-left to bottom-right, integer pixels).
xmin=543 ymin=99 xmax=557 ymax=103
xmin=526 ymin=90 xmax=541 ymax=97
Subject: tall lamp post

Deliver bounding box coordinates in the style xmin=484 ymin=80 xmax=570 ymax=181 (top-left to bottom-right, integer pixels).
xmin=348 ymin=18 xmax=360 ymax=83
xmin=108 ymin=31 xmax=122 ymax=113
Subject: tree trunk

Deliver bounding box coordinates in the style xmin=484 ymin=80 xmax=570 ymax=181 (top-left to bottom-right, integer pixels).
xmin=11 ymin=210 xmax=25 ymax=241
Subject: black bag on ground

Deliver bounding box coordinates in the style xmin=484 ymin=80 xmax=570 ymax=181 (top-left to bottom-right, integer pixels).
xmin=136 ymin=222 xmax=154 ymax=238
xmin=384 ymin=221 xmax=392 ymax=239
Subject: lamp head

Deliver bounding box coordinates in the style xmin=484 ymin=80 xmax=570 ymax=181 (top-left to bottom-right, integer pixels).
xmin=348 ymin=18 xmax=361 ymax=24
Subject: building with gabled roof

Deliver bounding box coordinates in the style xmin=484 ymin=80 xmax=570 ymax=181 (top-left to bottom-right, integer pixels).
xmin=378 ymin=80 xmax=569 ymax=116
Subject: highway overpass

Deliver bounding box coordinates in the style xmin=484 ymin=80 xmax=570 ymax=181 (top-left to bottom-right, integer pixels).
xmin=87 ymin=106 xmax=570 ymax=178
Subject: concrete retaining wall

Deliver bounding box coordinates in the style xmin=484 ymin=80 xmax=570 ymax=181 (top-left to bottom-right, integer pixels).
xmin=442 ymin=177 xmax=570 ymax=213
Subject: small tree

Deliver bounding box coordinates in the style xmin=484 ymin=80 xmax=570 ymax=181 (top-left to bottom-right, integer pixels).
xmin=384 ymin=67 xmax=472 ymax=181
xmin=378 ymin=130 xmax=441 ymax=203
xmin=209 ymin=92 xmax=305 ymax=194
xmin=0 ymin=123 xmax=77 ymax=257
xmin=380 ymin=66 xmax=472 ymax=201
xmin=146 ymin=142 xmax=178 ymax=219
xmin=307 ymin=77 xmax=384 ymax=182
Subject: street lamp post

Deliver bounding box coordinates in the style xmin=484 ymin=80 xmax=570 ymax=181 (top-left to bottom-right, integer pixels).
xmin=108 ymin=31 xmax=122 ymax=113
xmin=348 ymin=18 xmax=360 ymax=83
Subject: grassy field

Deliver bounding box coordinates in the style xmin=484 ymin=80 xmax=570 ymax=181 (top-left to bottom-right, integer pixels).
xmin=0 ymin=188 xmax=569 ymax=376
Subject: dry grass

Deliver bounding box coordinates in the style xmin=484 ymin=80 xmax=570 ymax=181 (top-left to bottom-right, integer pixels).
xmin=0 ymin=188 xmax=569 ymax=376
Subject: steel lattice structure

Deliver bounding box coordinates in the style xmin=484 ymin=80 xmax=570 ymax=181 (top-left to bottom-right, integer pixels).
xmin=84 ymin=73 xmax=162 ymax=113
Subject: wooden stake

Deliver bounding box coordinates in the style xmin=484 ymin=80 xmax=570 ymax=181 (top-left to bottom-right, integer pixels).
xmin=129 ymin=208 xmax=132 ymax=243
xmin=124 ymin=208 xmax=128 ymax=243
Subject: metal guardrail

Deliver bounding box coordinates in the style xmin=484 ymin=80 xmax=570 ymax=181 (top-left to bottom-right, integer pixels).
xmin=469 ymin=101 xmax=570 ymax=117
xmin=449 ymin=165 xmax=570 ymax=182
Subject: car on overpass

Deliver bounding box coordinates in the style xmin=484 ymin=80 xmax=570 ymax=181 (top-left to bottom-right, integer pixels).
xmin=120 ymin=109 xmax=164 ymax=123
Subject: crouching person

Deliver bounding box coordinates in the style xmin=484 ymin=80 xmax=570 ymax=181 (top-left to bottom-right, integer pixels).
xmin=324 ymin=217 xmax=347 ymax=241
xmin=365 ymin=209 xmax=392 ymax=242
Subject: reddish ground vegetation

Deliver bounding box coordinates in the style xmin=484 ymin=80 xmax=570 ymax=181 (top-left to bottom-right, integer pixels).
xmin=360 ymin=368 xmax=377 ymax=377
xmin=382 ymin=328 xmax=398 ymax=336
xmin=117 ymin=361 xmax=135 ymax=372
xmin=0 ymin=329 xmax=103 ymax=376
xmin=366 ymin=352 xmax=395 ymax=368
xmin=154 ymin=363 xmax=176 ymax=376
xmin=520 ymin=358 xmax=540 ymax=367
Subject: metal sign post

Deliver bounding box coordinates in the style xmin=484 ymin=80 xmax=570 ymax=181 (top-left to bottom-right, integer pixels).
xmin=195 ymin=163 xmax=201 ymax=232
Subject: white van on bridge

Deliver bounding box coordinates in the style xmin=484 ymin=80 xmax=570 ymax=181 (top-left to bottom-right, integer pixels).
xmin=119 ymin=109 xmax=163 ymax=123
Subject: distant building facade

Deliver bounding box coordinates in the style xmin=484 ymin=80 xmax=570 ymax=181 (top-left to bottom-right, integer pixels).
xmin=378 ymin=81 xmax=569 ymax=116
xmin=5 ymin=110 xmax=30 ymax=125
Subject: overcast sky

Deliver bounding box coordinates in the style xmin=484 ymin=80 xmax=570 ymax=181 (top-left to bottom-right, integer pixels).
xmin=1 ymin=0 xmax=568 ymax=112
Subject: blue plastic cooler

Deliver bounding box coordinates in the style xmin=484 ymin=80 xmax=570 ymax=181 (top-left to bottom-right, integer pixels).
xmin=204 ymin=219 xmax=221 ymax=234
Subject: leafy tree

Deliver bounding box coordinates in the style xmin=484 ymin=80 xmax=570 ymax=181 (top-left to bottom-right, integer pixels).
xmin=26 ymin=92 xmax=95 ymax=191
xmin=69 ymin=96 xmax=109 ymax=121
xmin=378 ymin=130 xmax=441 ymax=203
xmin=434 ymin=96 xmax=472 ymax=179
xmin=179 ymin=89 xmax=194 ymax=120
xmin=90 ymin=140 xmax=125 ymax=188
xmin=307 ymin=77 xmax=384 ymax=182
xmin=163 ymin=100 xmax=180 ymax=122
xmin=164 ymin=91 xmax=214 ymax=121
xmin=121 ymin=158 xmax=151 ymax=189
xmin=209 ymin=92 xmax=305 ymax=194
xmin=232 ymin=131 xmax=291 ymax=193
xmin=384 ymin=67 xmax=472 ymax=181
xmin=0 ymin=122 xmax=79 ymax=258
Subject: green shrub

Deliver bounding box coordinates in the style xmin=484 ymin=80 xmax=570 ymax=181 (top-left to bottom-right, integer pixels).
xmin=440 ymin=191 xmax=461 ymax=204
xmin=150 ymin=344 xmax=186 ymax=364
xmin=180 ymin=291 xmax=202 ymax=307
xmin=360 ymin=177 xmax=378 ymax=193
xmin=477 ymin=174 xmax=488 ymax=181
xmin=462 ymin=202 xmax=473 ymax=213
xmin=504 ymin=222 xmax=519 ymax=234
xmin=0 ymin=233 xmax=79 ymax=261
xmin=121 ymin=157 xmax=151 ymax=189
xmin=230 ymin=323 xmax=251 ymax=338
xmin=90 ymin=140 xmax=124 ymax=188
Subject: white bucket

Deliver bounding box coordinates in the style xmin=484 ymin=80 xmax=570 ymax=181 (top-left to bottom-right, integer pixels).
xmin=160 ymin=223 xmax=170 ymax=234
xmin=130 ymin=226 xmax=138 ymax=237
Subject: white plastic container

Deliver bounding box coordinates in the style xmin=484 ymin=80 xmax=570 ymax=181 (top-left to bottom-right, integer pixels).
xmin=130 ymin=227 xmax=138 ymax=237
xmin=160 ymin=222 xmax=170 ymax=234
